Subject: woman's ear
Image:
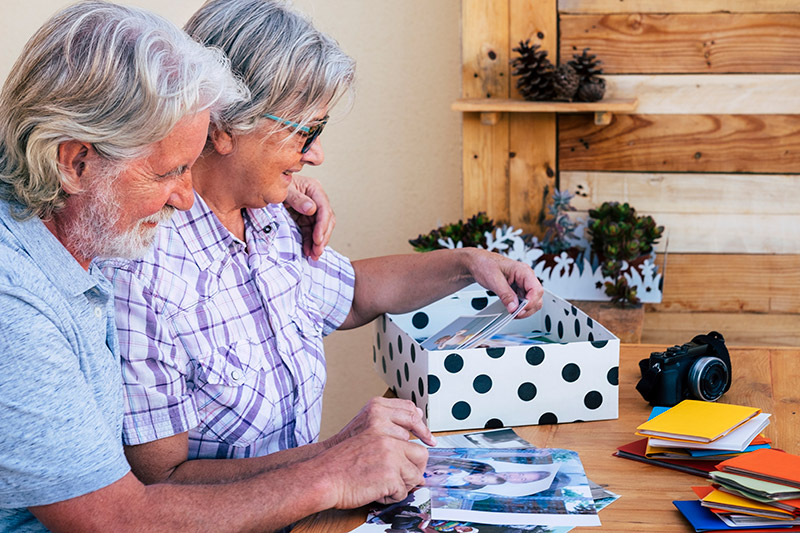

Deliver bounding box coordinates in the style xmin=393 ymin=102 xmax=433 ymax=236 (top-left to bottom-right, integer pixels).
xmin=209 ymin=127 xmax=235 ymax=155
xmin=57 ymin=140 xmax=92 ymax=195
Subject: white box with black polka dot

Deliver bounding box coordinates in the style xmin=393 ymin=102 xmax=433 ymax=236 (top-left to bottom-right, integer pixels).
xmin=373 ymin=286 xmax=619 ymax=431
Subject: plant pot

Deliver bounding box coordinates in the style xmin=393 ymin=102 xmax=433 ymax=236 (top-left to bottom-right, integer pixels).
xmin=570 ymin=300 xmax=644 ymax=343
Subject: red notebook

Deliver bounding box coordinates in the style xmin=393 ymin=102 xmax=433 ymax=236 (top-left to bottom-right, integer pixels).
xmin=717 ymin=449 xmax=800 ymax=489
xmin=615 ymin=438 xmax=719 ymax=478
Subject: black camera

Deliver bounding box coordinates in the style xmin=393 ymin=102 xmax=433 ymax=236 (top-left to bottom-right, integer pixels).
xmin=636 ymin=331 xmax=731 ymax=407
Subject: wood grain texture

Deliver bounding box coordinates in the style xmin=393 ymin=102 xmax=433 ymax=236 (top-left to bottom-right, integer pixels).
xmin=770 ymin=349 xmax=800 ymax=452
xmin=461 ymin=0 xmax=510 ymax=221
xmin=558 ymin=114 xmax=800 ymax=174
xmin=560 ymin=14 xmax=800 ymax=73
xmin=462 ymin=0 xmax=509 ymax=99
xmin=559 ymin=0 xmax=800 ymax=13
xmin=452 ymin=97 xmax=638 ymax=113
xmin=562 ymin=171 xmax=800 ymax=215
xmin=604 ymin=75 xmax=800 ymax=114
xmin=463 ymin=113 xmax=510 ymax=221
xmin=510 ymin=0 xmax=557 ymax=73
xmin=295 ymin=345 xmax=800 ymax=532
xmin=561 ymin=171 xmax=800 ymax=253
xmin=506 ymin=0 xmax=558 ymax=235
xmin=642 ymin=312 xmax=800 ymax=347
xmin=509 ymin=113 xmax=555 ymax=234
xmin=653 ymin=253 xmax=800 ymax=314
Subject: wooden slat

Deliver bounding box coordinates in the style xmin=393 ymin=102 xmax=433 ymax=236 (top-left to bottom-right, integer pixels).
xmin=558 ymin=114 xmax=800 ymax=174
xmin=559 ymin=0 xmax=800 ymax=14
xmin=507 ymin=0 xmax=557 ymax=235
xmin=651 ymin=214 xmax=800 ymax=253
xmin=654 ymin=253 xmax=800 ymax=313
xmin=462 ymin=0 xmax=509 ymax=99
xmin=463 ymin=113 xmax=510 ymax=222
xmin=770 ymin=349 xmax=800 ymax=452
xmin=462 ymin=0 xmax=510 ymax=221
xmin=509 ymin=114 xmax=555 ymax=233
xmin=562 ymin=171 xmax=800 ymax=215
xmin=510 ymin=0 xmax=557 ymax=71
xmin=642 ymin=312 xmax=800 ymax=347
xmin=605 ymin=75 xmax=800 ymax=114
xmin=561 ymin=171 xmax=800 ymax=253
xmin=560 ymin=14 xmax=800 ymax=73
xmin=572 ymin=212 xmax=799 ymax=254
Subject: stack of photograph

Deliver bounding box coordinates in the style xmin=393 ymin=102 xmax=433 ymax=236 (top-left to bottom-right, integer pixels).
xmin=673 ymin=448 xmax=800 ymax=532
xmin=616 ymin=400 xmax=772 ymax=479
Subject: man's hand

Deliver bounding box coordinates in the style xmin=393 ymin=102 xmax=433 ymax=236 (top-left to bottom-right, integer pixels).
xmin=324 ymin=397 xmax=437 ymax=449
xmin=284 ymin=174 xmax=336 ymax=261
xmin=466 ymin=249 xmax=544 ymax=318
xmin=315 ymin=433 xmax=428 ymax=508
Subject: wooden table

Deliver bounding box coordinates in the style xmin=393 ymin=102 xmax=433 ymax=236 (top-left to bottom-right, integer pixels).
xmin=295 ymin=344 xmax=800 ymax=532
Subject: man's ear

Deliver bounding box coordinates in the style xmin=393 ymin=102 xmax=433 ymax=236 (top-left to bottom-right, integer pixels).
xmin=209 ymin=127 xmax=235 ymax=155
xmin=57 ymin=140 xmax=93 ymax=195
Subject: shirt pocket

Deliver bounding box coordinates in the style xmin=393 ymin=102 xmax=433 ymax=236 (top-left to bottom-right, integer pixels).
xmin=288 ymin=296 xmax=326 ymax=391
xmin=192 ymin=339 xmax=280 ymax=447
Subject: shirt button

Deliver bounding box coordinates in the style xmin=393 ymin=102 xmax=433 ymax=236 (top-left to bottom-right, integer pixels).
xmin=264 ymin=225 xmax=272 ymax=234
xmin=230 ymin=369 xmax=242 ymax=382
xmin=94 ymin=307 xmax=103 ymax=318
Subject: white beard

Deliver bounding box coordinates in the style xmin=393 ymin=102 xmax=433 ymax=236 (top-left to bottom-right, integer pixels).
xmin=62 ymin=168 xmax=175 ymax=260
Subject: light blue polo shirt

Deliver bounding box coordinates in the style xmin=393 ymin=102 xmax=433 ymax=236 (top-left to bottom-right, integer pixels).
xmin=0 ymin=198 xmax=130 ymax=531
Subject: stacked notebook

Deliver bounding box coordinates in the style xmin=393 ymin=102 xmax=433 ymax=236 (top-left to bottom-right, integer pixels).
xmin=673 ymin=448 xmax=800 ymax=532
xmin=615 ymin=400 xmax=772 ymax=478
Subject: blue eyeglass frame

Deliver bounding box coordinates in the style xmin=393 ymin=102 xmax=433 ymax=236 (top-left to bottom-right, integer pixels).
xmin=263 ymin=113 xmax=329 ymax=153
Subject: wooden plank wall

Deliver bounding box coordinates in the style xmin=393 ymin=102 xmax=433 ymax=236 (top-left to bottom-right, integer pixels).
xmin=459 ymin=0 xmax=800 ymax=346
xmin=556 ymin=1 xmax=800 ymax=346
xmin=462 ymin=0 xmax=558 ymax=234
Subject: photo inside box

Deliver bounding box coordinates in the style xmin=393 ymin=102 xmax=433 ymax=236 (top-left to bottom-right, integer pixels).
xmin=373 ymin=286 xmax=620 ymax=431
xmin=399 ymin=286 xmax=617 ymax=347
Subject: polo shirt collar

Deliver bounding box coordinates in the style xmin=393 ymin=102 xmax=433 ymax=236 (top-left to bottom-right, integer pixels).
xmin=0 ymin=199 xmax=100 ymax=298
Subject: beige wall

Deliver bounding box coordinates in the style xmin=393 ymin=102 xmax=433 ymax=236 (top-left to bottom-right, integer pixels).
xmin=0 ymin=1 xmax=463 ymax=439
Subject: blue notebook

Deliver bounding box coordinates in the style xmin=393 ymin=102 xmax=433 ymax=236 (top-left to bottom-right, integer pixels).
xmin=673 ymin=499 xmax=800 ymax=532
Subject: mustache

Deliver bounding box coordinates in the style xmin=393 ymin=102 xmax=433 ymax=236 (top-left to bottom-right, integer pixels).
xmin=140 ymin=206 xmax=176 ymax=225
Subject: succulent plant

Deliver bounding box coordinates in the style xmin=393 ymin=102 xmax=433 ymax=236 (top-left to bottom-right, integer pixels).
xmin=587 ymin=201 xmax=664 ymax=307
xmin=409 ymin=212 xmax=498 ymax=252
xmin=540 ymin=189 xmax=582 ymax=255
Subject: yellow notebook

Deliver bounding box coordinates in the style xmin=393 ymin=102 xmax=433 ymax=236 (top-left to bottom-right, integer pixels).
xmin=636 ymin=400 xmax=760 ymax=443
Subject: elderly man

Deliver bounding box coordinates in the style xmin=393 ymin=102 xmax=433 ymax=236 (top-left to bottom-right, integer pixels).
xmin=0 ymin=2 xmax=428 ymax=531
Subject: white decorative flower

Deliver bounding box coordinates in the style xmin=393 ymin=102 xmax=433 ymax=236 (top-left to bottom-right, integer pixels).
xmin=437 ymin=237 xmax=462 ymax=249
xmin=553 ymin=251 xmax=575 ymax=276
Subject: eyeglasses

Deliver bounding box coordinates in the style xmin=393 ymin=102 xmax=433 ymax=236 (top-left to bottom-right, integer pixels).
xmin=263 ymin=113 xmax=329 ymax=153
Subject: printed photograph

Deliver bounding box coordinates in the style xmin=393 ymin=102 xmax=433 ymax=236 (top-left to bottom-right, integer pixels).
xmin=421 ymin=315 xmax=501 ymax=351
xmin=425 ymin=449 xmax=599 ymax=527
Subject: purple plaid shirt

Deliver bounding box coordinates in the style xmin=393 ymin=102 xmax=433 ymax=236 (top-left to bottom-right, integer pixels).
xmin=99 ymin=193 xmax=355 ymax=459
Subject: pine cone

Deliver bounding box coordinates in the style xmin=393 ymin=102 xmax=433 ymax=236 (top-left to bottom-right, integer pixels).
xmin=552 ymin=64 xmax=580 ymax=101
xmin=576 ymin=77 xmax=606 ymax=102
xmin=569 ymin=47 xmax=606 ymax=102
xmin=510 ymin=40 xmax=554 ymax=101
xmin=568 ymin=47 xmax=604 ymax=81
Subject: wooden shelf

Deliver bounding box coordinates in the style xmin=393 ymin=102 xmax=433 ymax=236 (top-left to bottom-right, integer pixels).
xmin=452 ymin=97 xmax=639 ymax=125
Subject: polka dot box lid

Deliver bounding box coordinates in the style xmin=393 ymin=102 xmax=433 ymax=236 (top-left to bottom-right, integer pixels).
xmin=373 ymin=285 xmax=620 ymax=432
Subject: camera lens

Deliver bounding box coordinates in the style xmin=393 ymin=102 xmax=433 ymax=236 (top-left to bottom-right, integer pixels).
xmin=688 ymin=356 xmax=729 ymax=401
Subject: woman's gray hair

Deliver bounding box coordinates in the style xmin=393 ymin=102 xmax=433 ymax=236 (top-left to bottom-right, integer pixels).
xmin=184 ymin=0 xmax=355 ymax=136
xmin=0 ymin=0 xmax=248 ymax=220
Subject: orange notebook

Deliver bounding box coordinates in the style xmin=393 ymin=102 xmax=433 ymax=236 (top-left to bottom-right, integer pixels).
xmin=717 ymin=449 xmax=800 ymax=489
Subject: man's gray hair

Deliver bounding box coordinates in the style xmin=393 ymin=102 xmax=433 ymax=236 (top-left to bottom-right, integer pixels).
xmin=184 ymin=0 xmax=355 ymax=136
xmin=0 ymin=1 xmax=248 ymax=219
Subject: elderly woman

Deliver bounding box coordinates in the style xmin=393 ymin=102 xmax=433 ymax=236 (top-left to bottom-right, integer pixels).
xmin=101 ymin=0 xmax=543 ymax=487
